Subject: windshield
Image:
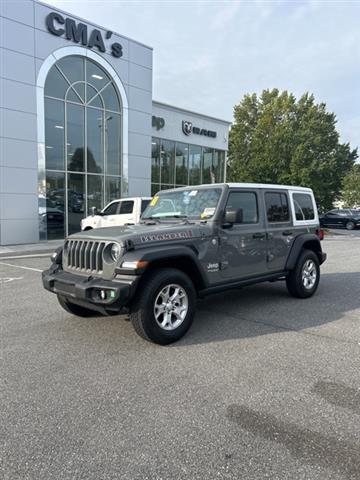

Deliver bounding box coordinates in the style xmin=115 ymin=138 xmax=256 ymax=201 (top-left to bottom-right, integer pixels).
xmin=143 ymin=188 xmax=222 ymax=220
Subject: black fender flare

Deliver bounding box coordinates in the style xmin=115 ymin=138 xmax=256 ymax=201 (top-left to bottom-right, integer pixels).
xmin=115 ymin=245 xmax=208 ymax=288
xmin=285 ymin=233 xmax=325 ymax=270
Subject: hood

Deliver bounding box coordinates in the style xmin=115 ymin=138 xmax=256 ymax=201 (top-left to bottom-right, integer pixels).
xmin=67 ymin=221 xmax=203 ymax=247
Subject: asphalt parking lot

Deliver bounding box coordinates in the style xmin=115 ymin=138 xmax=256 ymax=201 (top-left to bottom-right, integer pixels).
xmin=1 ymin=233 xmax=360 ymax=480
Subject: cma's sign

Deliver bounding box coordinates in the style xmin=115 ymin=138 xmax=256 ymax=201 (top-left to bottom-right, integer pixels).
xmin=46 ymin=12 xmax=123 ymax=58
xmin=182 ymin=120 xmax=217 ymax=138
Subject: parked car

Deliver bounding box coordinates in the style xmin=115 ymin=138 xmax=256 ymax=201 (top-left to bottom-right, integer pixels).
xmin=319 ymin=209 xmax=360 ymax=230
xmin=80 ymin=197 xmax=152 ymax=230
xmin=38 ymin=197 xmax=64 ymax=234
xmin=43 ymin=183 xmax=326 ymax=345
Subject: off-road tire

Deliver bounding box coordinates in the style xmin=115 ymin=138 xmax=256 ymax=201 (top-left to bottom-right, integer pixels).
xmin=129 ymin=268 xmax=196 ymax=345
xmin=286 ymin=249 xmax=320 ymax=299
xmin=346 ymin=221 xmax=355 ymax=230
xmin=57 ymin=294 xmax=97 ymax=317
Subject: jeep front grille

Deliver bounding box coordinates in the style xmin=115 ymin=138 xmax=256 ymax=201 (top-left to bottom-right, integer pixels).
xmin=64 ymin=240 xmax=106 ymax=273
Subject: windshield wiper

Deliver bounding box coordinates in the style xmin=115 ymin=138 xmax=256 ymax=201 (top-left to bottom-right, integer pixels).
xmin=140 ymin=216 xmax=162 ymax=224
xmin=162 ymin=214 xmax=193 ymax=224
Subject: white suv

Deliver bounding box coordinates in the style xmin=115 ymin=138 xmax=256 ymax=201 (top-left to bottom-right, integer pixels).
xmin=80 ymin=197 xmax=151 ymax=231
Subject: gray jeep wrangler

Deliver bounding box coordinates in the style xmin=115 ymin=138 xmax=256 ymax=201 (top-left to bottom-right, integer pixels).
xmin=43 ymin=183 xmax=326 ymax=345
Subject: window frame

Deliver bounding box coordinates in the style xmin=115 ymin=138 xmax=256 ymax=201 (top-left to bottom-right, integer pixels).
xmin=119 ymin=200 xmax=134 ymax=215
xmin=265 ymin=191 xmax=291 ymax=224
xmin=102 ymin=200 xmax=120 ymax=216
xmin=292 ymin=193 xmax=315 ymax=221
xmin=224 ymin=190 xmax=260 ymax=225
xmin=289 ymin=190 xmax=318 ymax=226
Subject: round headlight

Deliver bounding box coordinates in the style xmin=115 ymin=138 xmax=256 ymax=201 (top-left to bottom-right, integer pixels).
xmin=110 ymin=243 xmax=121 ymax=262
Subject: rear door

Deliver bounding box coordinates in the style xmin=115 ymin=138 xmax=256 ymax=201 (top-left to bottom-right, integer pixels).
xmin=220 ymin=189 xmax=267 ymax=280
xmin=264 ymin=190 xmax=293 ymax=272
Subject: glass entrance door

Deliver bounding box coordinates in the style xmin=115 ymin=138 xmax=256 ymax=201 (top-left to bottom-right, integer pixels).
xmin=41 ymin=55 xmax=122 ymax=239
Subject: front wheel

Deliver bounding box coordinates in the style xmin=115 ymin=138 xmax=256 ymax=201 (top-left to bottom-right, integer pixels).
xmin=286 ymin=249 xmax=320 ymax=298
xmin=129 ymin=268 xmax=196 ymax=345
xmin=346 ymin=221 xmax=355 ymax=230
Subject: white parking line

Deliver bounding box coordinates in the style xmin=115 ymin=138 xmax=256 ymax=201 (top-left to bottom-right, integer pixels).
xmin=0 ymin=253 xmax=51 ymax=260
xmin=0 ymin=261 xmax=42 ymax=273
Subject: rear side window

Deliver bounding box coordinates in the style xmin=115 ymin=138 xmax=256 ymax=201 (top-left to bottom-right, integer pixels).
xmin=119 ymin=201 xmax=134 ymax=214
xmin=265 ymin=192 xmax=290 ymax=222
xmin=226 ymin=191 xmax=258 ymax=224
xmin=103 ymin=201 xmax=119 ymax=215
xmin=141 ymin=199 xmax=151 ymax=213
xmin=293 ymin=193 xmax=315 ymax=220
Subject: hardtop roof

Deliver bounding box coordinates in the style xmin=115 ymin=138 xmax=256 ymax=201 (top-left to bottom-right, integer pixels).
xmin=161 ymin=183 xmax=313 ymax=193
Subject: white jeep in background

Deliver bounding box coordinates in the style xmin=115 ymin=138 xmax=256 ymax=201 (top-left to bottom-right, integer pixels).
xmin=80 ymin=197 xmax=152 ymax=231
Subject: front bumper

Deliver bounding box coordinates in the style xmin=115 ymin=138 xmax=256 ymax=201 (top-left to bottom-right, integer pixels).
xmin=42 ymin=264 xmax=139 ymax=314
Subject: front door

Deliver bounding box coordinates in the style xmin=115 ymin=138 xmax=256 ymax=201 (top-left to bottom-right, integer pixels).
xmin=98 ymin=200 xmax=120 ymax=228
xmin=220 ymin=189 xmax=267 ymax=280
xmin=264 ymin=190 xmax=294 ymax=272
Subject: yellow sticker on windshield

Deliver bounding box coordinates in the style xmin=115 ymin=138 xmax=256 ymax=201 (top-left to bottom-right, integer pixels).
xmin=150 ymin=196 xmax=159 ymax=206
xmin=201 ymin=207 xmax=216 ymax=218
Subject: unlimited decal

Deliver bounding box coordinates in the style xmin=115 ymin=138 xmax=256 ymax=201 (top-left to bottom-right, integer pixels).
xmin=141 ymin=230 xmax=194 ymax=243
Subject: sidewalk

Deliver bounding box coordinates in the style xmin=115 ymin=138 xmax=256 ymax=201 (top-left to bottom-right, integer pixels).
xmin=0 ymin=240 xmax=62 ymax=258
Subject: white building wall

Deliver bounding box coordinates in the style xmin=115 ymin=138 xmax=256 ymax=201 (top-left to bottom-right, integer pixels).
xmin=0 ymin=0 xmax=153 ymax=245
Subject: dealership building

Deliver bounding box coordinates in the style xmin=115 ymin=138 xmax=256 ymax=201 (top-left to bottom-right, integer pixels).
xmin=0 ymin=0 xmax=230 ymax=245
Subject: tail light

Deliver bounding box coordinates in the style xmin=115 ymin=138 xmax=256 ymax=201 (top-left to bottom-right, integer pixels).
xmin=316 ymin=228 xmax=324 ymax=241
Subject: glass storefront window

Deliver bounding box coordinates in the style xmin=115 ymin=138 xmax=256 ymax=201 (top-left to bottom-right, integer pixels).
xmin=218 ymin=150 xmax=226 ymax=182
xmin=42 ymin=55 xmax=122 ymax=239
xmin=151 ymin=137 xmax=226 ymax=193
xmin=175 ymin=142 xmax=189 ymax=186
xmin=42 ymin=171 xmax=65 ymax=240
xmin=105 ymin=113 xmax=121 ymax=176
xmin=57 ymin=56 xmax=85 ymax=87
xmin=45 ymin=98 xmax=65 ymax=171
xmin=202 ymin=147 xmax=214 ymax=184
xmin=189 ymin=145 xmax=201 ymax=185
xmin=67 ymin=173 xmax=85 ymax=235
xmin=87 ymin=107 xmax=104 ymax=173
xmin=67 ymin=103 xmax=85 ymax=172
xmin=160 ymin=140 xmax=175 ymax=185
xmin=152 ymin=138 xmax=160 ymax=184
xmin=105 ymin=176 xmax=122 ymax=204
xmin=87 ymin=175 xmax=103 ymax=213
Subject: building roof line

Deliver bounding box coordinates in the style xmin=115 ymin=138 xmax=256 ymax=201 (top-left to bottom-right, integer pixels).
xmin=36 ymin=0 xmax=153 ymax=50
xmin=152 ymin=100 xmax=232 ymax=125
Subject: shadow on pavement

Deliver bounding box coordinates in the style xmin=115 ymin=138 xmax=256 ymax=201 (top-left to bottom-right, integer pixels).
xmin=174 ymin=271 xmax=360 ymax=347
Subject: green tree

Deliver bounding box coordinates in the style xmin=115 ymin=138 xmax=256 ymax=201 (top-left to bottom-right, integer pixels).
xmin=341 ymin=164 xmax=360 ymax=207
xmin=228 ymin=89 xmax=358 ymax=210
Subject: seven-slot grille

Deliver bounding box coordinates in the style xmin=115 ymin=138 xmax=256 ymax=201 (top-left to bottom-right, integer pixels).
xmin=65 ymin=240 xmax=106 ymax=273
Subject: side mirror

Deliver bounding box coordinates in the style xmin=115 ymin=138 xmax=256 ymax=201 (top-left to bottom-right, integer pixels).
xmin=91 ymin=206 xmax=97 ymax=216
xmin=224 ymin=208 xmax=243 ymax=226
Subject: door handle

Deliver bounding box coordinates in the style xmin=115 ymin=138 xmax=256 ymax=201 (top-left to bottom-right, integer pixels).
xmin=282 ymin=230 xmax=293 ymax=236
xmin=253 ymin=232 xmax=265 ymax=239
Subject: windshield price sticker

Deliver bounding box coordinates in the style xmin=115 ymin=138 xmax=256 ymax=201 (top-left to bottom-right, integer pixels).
xmin=201 ymin=207 xmax=216 ymax=218
xmin=189 ymin=190 xmax=198 ymax=196
xmin=150 ymin=196 xmax=159 ymax=206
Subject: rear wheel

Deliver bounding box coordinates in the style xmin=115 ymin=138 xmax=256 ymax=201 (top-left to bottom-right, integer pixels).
xmin=129 ymin=268 xmax=196 ymax=345
xmin=57 ymin=294 xmax=97 ymax=317
xmin=286 ymin=249 xmax=320 ymax=298
xmin=346 ymin=221 xmax=355 ymax=230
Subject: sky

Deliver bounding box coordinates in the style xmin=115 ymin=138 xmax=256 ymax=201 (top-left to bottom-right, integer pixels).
xmin=46 ymin=0 xmax=360 ymax=151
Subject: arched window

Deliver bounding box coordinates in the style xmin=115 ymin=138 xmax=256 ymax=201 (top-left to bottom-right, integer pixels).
xmin=42 ymin=55 xmax=122 ymax=238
